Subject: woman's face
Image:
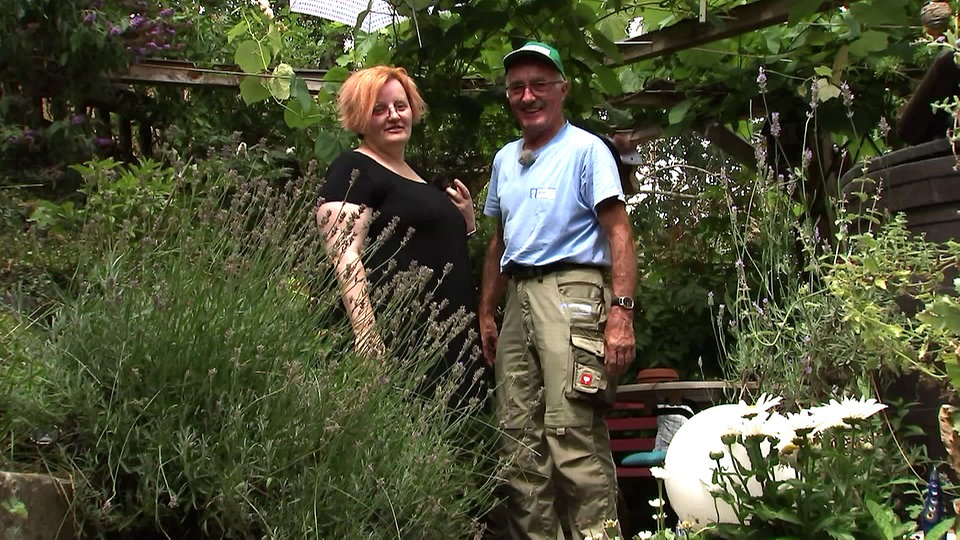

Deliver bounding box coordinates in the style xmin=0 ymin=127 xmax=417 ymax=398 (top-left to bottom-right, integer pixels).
xmin=363 ymin=78 xmax=413 ymax=150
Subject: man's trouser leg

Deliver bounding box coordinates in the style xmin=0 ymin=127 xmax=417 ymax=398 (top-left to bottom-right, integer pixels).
xmin=497 ymin=280 xmax=560 ymax=540
xmin=496 ymin=269 xmax=617 ymax=539
xmin=530 ymin=268 xmax=620 ymax=539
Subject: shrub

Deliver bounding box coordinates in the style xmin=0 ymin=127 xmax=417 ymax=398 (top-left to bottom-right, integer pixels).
xmin=1 ymin=158 xmax=497 ymax=538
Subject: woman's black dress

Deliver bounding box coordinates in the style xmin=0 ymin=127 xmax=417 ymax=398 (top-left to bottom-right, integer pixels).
xmin=320 ymin=151 xmax=486 ymax=405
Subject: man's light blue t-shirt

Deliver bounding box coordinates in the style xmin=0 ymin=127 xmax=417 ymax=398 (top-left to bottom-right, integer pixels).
xmin=483 ymin=122 xmax=625 ymax=272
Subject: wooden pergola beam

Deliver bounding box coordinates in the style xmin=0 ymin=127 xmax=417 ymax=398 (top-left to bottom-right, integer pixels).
xmin=113 ymin=60 xmax=327 ymax=93
xmin=610 ymin=90 xmax=684 ymax=109
xmin=612 ymin=0 xmax=850 ymax=66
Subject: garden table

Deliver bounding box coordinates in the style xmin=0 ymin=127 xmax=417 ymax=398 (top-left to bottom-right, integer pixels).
xmin=615 ymin=380 xmax=753 ymax=411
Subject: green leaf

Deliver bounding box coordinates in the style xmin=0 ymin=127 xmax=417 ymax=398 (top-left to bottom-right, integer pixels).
xmin=766 ymin=33 xmax=781 ymax=54
xmin=815 ymin=78 xmax=841 ymax=102
xmin=848 ymin=31 xmax=888 ymax=57
xmin=848 ymin=0 xmax=911 ymax=26
xmin=865 ymin=499 xmax=894 ymax=538
xmin=927 ymin=520 xmax=955 ymax=540
xmin=283 ymin=99 xmax=324 ymax=129
xmin=590 ymin=31 xmax=621 ymax=64
xmin=594 ymin=65 xmax=622 ymax=95
xmin=267 ymin=25 xmax=283 ymax=58
xmin=227 ymin=20 xmax=249 ymax=44
xmin=235 ymin=40 xmax=270 ymax=74
xmin=813 ymin=66 xmax=832 ymax=77
xmin=239 ymin=76 xmax=271 ymax=105
xmin=364 ymin=38 xmax=393 ymax=66
xmin=324 ymin=66 xmax=351 ymax=84
xmin=945 ymin=356 xmax=960 ymax=391
xmin=789 ymin=0 xmax=823 ymax=24
xmin=619 ymin=69 xmax=642 ymax=94
xmin=290 ymin=75 xmax=314 ymax=112
xmin=314 ymin=129 xmax=343 ymax=162
xmin=668 ymin=99 xmax=692 ymax=125
xmin=267 ymin=63 xmax=295 ymax=101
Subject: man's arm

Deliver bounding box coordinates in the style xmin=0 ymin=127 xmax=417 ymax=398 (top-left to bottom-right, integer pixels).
xmin=479 ymin=223 xmax=508 ymax=367
xmin=596 ymin=198 xmax=637 ymax=378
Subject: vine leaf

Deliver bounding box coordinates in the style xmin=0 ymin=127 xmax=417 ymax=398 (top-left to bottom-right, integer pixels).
xmin=227 ymin=20 xmax=249 ymax=44
xmin=290 ymin=75 xmax=313 ymax=112
xmin=788 ymin=0 xmax=823 ymax=24
xmin=235 ymin=40 xmax=270 ymax=74
xmin=284 ymin=98 xmax=324 ymax=129
xmin=267 ymin=63 xmax=294 ymax=100
xmin=239 ymin=76 xmax=271 ymax=104
xmin=668 ymin=99 xmax=692 ymax=125
xmin=314 ymin=130 xmax=350 ymax=162
xmin=848 ymin=31 xmax=888 ymax=57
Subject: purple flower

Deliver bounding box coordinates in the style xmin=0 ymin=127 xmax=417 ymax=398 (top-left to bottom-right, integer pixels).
xmin=90 ymin=0 xmax=102 ymax=7
xmin=770 ymin=112 xmax=781 ymax=138
xmin=69 ymin=114 xmax=86 ymax=125
xmin=130 ymin=15 xmax=147 ymax=28
xmin=93 ymin=136 xmax=113 ymax=147
xmin=146 ymin=41 xmax=159 ymax=49
xmin=83 ymin=11 xmax=96 ymax=23
xmin=160 ymin=7 xmax=174 ymax=17
xmin=108 ymin=23 xmax=122 ymax=35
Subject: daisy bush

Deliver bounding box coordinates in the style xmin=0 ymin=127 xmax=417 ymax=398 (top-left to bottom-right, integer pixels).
xmin=706 ymin=394 xmax=914 ymax=539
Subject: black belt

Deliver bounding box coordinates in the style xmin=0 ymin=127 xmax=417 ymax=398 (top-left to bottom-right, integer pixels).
xmin=505 ymin=262 xmax=603 ymax=280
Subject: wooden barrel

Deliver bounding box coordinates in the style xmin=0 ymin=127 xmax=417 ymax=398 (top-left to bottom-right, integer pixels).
xmin=839 ymin=138 xmax=960 ymax=464
xmin=838 ymin=138 xmax=960 ymax=242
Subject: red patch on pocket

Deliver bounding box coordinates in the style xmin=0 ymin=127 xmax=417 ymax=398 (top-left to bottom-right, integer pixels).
xmin=580 ymin=372 xmax=594 ymax=386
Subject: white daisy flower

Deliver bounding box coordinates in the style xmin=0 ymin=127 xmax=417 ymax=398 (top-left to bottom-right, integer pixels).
xmin=650 ymin=466 xmax=672 ymax=479
xmin=738 ymin=392 xmax=783 ymax=416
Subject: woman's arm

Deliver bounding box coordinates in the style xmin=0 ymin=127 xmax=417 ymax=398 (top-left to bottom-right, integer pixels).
xmin=316 ymin=200 xmax=384 ymax=356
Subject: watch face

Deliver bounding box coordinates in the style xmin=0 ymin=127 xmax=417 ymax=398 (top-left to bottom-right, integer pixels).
xmin=616 ymin=297 xmax=634 ymax=309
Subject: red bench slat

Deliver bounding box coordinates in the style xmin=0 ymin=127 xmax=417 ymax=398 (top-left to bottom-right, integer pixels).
xmin=609 ymin=437 xmax=656 ymax=452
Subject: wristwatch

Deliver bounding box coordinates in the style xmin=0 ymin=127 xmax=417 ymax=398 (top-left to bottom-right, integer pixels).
xmin=612 ymin=296 xmax=635 ymax=310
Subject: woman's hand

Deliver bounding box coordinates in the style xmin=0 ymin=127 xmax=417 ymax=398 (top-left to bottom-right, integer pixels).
xmin=446 ymin=179 xmax=476 ymax=235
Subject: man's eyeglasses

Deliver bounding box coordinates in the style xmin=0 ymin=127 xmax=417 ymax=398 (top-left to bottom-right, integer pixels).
xmin=505 ymin=80 xmax=564 ymax=98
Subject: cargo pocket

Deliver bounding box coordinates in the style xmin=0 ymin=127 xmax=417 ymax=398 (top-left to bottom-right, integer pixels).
xmin=567 ymin=330 xmax=615 ymax=407
xmin=558 ymin=272 xmax=616 ymax=407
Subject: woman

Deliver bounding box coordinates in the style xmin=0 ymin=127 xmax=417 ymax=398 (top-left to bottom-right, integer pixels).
xmin=316 ymin=65 xmax=484 ymax=404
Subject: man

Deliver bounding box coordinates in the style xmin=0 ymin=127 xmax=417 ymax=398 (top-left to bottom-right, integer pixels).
xmin=479 ymin=41 xmax=638 ymax=540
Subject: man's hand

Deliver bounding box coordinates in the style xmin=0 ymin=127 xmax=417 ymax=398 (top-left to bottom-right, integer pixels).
xmin=479 ymin=315 xmax=499 ymax=367
xmin=479 ymin=225 xmax=508 ymax=367
xmin=604 ymin=306 xmax=635 ymax=378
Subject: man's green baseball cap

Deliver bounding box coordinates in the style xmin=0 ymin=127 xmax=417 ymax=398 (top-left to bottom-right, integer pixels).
xmin=503 ymin=41 xmax=565 ymax=77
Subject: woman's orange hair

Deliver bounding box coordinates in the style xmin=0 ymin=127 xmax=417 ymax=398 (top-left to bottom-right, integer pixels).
xmin=337 ymin=66 xmax=427 ymax=136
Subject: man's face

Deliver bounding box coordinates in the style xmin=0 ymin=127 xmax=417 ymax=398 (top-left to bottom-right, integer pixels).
xmin=504 ymin=60 xmax=568 ymax=141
